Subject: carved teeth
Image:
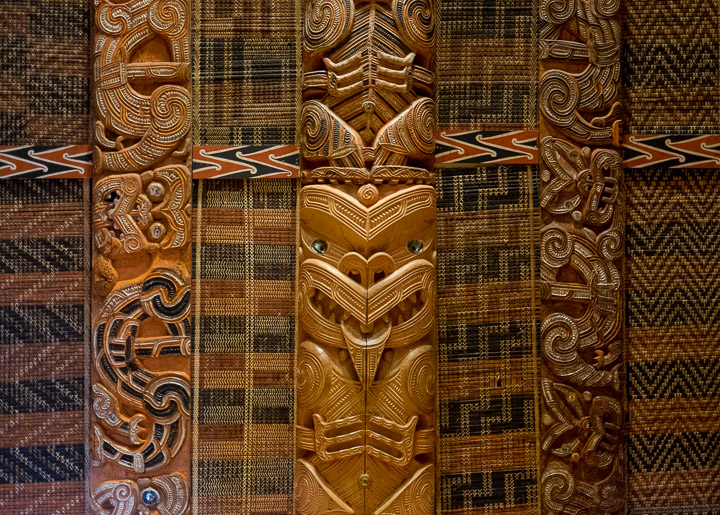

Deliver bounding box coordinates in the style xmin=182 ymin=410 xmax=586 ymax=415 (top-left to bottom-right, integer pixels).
xmin=329 ymin=312 xmax=336 ymax=323
xmin=420 ymin=290 xmax=428 ymax=302
xmin=342 ymin=312 xmax=350 ymax=321
xmin=397 ymin=314 xmax=404 ymax=324
xmin=382 ymin=314 xmax=389 ymax=323
xmin=328 ymin=299 xmax=337 ymax=310
xmin=411 ymin=307 xmax=418 ymax=317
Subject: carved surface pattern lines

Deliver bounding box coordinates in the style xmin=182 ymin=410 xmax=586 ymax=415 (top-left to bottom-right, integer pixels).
xmin=91 ymin=0 xmax=192 ymax=512
xmin=296 ymin=0 xmax=437 ymax=513
xmin=538 ymin=0 xmax=626 ymax=512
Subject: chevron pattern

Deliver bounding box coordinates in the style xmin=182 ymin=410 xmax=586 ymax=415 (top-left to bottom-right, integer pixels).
xmin=0 ymin=180 xmax=88 ymax=513
xmin=0 ymin=146 xmax=91 ymax=178
xmin=623 ymin=0 xmax=720 ymax=134
xmin=626 ymin=168 xmax=720 ymax=512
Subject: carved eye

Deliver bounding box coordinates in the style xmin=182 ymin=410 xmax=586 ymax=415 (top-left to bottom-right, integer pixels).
xmin=141 ymin=487 xmax=159 ymax=506
xmin=311 ymin=239 xmax=328 ymax=254
xmin=104 ymin=191 xmax=120 ymax=203
xmin=407 ymin=240 xmax=424 ymax=254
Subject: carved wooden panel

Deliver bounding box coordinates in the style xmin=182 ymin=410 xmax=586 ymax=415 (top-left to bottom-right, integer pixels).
xmin=538 ymin=0 xmax=626 ymax=512
xmin=296 ymin=1 xmax=437 ymax=512
xmin=90 ymin=0 xmax=192 ymax=512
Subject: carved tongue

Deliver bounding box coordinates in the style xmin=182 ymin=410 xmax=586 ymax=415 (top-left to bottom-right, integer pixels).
xmin=341 ymin=318 xmax=391 ymax=389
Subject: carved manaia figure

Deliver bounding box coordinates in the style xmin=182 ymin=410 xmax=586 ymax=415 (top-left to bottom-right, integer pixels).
xmin=301 ymin=0 xmax=436 ymax=172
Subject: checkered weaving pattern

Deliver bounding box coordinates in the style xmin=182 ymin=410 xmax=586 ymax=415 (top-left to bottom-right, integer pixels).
xmin=192 ymin=1 xmax=297 ymax=145
xmin=438 ymin=1 xmax=538 ymax=131
xmin=0 ymin=1 xmax=90 ymax=144
xmin=191 ymin=179 xmax=296 ymax=513
xmin=623 ymin=0 xmax=720 ymax=135
xmin=0 ymin=180 xmax=88 ymax=514
xmin=436 ymin=166 xmax=540 ymax=513
xmin=625 ymin=168 xmax=720 ymax=513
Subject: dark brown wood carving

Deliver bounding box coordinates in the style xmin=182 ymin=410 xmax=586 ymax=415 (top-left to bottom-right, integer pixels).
xmin=538 ymin=0 xmax=626 ymax=512
xmin=90 ymin=0 xmax=192 ymax=512
xmin=296 ymin=0 xmax=437 ymax=512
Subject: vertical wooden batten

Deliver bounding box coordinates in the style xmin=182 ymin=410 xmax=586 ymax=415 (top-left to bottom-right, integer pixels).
xmin=538 ymin=0 xmax=626 ymax=512
xmin=90 ymin=0 xmax=192 ymax=511
xmin=295 ymin=0 xmax=438 ymax=512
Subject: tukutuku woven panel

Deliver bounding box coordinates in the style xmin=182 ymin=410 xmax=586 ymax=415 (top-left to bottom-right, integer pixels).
xmin=436 ymin=166 xmax=540 ymax=513
xmin=625 ymin=169 xmax=720 ymax=513
xmin=192 ymin=1 xmax=298 ymax=146
xmin=0 ymin=180 xmax=89 ymax=514
xmin=437 ymin=1 xmax=538 ymax=131
xmin=0 ymin=1 xmax=90 ymax=145
xmin=191 ymin=179 xmax=297 ymax=513
xmin=623 ymin=0 xmax=720 ymax=135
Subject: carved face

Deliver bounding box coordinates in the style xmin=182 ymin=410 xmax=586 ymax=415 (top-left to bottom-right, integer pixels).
xmin=297 ymin=181 xmax=436 ymax=512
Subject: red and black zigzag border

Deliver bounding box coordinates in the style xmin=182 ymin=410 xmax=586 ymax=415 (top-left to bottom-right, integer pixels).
xmin=0 ymin=146 xmax=92 ymax=178
xmin=622 ymin=134 xmax=720 ymax=169
xmin=2 ymin=134 xmax=718 ymax=179
xmin=192 ymin=145 xmax=299 ymax=179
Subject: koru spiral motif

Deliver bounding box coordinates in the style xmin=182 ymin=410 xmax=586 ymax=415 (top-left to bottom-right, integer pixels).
xmin=297 ymin=0 xmax=437 ymax=512
xmin=539 ymin=0 xmax=626 ymax=512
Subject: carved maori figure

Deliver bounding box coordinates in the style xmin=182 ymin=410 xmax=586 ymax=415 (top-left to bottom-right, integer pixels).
xmin=91 ymin=0 xmax=191 ymax=511
xmin=539 ymin=0 xmax=625 ymax=512
xmin=297 ymin=0 xmax=437 ymax=512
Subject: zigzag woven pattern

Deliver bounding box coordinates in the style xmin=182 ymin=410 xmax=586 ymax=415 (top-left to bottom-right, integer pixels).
xmin=626 ymin=168 xmax=720 ymax=513
xmin=436 ymin=165 xmax=540 ymax=513
xmin=0 ymin=180 xmax=88 ymax=513
xmin=623 ymin=0 xmax=720 ymax=134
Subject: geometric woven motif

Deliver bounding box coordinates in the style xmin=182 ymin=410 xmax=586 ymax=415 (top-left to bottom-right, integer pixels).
xmin=625 ymin=168 xmax=720 ymax=513
xmin=436 ymin=166 xmax=540 ymax=512
xmin=623 ymin=0 xmax=720 ymax=135
xmin=0 ymin=1 xmax=90 ymax=145
xmin=192 ymin=1 xmax=297 ymax=145
xmin=0 ymin=179 xmax=89 ymax=513
xmin=191 ymin=179 xmax=297 ymax=513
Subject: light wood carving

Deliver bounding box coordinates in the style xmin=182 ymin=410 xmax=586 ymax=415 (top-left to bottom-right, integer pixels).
xmin=539 ymin=0 xmax=626 ymax=512
xmin=296 ymin=0 xmax=437 ymax=512
xmin=91 ymin=0 xmax=192 ymax=512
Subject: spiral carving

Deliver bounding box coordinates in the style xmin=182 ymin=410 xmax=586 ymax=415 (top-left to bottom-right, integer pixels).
xmin=592 ymin=0 xmax=620 ymax=16
xmin=540 ymin=0 xmax=577 ymax=24
xmin=304 ymin=0 xmax=353 ymax=53
xmin=296 ymin=342 xmax=329 ymax=408
xmin=393 ymin=0 xmax=436 ymax=49
xmin=540 ymin=70 xmax=579 ymax=129
xmin=541 ymin=226 xmax=573 ymax=268
xmin=295 ymin=462 xmax=319 ymax=514
xmin=149 ymin=0 xmax=187 ymax=36
xmin=408 ymin=347 xmax=436 ymax=413
xmin=301 ymin=102 xmax=331 ymax=155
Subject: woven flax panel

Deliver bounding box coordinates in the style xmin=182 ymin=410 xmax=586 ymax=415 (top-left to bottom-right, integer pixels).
xmin=623 ymin=0 xmax=720 ymax=135
xmin=438 ymin=1 xmax=538 ymax=131
xmin=0 ymin=180 xmax=88 ymax=514
xmin=0 ymin=0 xmax=90 ymax=144
xmin=192 ymin=0 xmax=297 ymax=145
xmin=192 ymin=179 xmax=296 ymax=513
xmin=625 ymin=169 xmax=720 ymax=513
xmin=436 ymin=166 xmax=540 ymax=513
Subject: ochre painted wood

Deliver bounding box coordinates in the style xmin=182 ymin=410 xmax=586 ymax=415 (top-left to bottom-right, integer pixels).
xmin=90 ymin=0 xmax=192 ymax=512
xmin=538 ymin=0 xmax=626 ymax=512
xmin=295 ymin=1 xmax=437 ymax=512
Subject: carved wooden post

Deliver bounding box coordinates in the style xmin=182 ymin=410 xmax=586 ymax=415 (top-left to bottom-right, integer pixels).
xmin=538 ymin=0 xmax=626 ymax=512
xmin=295 ymin=0 xmax=437 ymax=512
xmin=90 ymin=0 xmax=192 ymax=511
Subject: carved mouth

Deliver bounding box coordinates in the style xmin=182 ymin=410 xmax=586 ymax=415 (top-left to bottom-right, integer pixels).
xmin=307 ymin=287 xmax=346 ymax=325
xmin=384 ymin=289 xmax=428 ymax=327
xmin=308 ymin=285 xmax=429 ymax=331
